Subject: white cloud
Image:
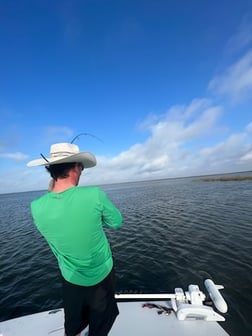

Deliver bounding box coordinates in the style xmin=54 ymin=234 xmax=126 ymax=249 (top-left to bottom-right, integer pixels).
xmin=84 ymin=99 xmax=227 ymax=184
xmin=0 ymin=152 xmax=28 ymax=160
xmin=200 ymin=133 xmax=246 ymax=161
xmin=82 ymin=97 xmax=252 ymax=187
xmin=241 ymin=151 xmax=252 ymax=161
xmin=208 ymin=50 xmax=252 ymax=102
xmin=142 ymin=99 xmax=222 ymax=142
xmin=0 ymin=166 xmax=50 ymax=194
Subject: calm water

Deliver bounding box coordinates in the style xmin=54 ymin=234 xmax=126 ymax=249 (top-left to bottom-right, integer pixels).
xmin=0 ymin=176 xmax=252 ymax=335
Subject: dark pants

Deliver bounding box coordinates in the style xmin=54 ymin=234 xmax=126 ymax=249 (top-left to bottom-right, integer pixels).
xmin=62 ymin=269 xmax=119 ymax=336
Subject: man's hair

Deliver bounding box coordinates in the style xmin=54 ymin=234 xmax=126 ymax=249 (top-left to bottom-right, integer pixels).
xmin=46 ymin=162 xmax=77 ymax=180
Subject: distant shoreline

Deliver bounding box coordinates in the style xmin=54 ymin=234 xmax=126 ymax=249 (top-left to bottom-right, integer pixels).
xmin=194 ymin=175 xmax=252 ymax=182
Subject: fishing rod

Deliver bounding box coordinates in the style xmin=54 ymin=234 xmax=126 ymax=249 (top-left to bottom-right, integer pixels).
xmin=70 ymin=132 xmax=103 ymax=144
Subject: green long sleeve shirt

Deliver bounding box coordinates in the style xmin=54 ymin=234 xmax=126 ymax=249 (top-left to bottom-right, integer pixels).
xmin=31 ymin=186 xmax=122 ymax=286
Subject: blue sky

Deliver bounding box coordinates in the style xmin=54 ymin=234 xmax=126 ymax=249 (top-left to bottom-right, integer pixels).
xmin=1 ymin=0 xmax=252 ymax=193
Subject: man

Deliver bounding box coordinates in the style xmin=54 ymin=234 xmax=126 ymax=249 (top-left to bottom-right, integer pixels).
xmin=27 ymin=142 xmax=122 ymax=336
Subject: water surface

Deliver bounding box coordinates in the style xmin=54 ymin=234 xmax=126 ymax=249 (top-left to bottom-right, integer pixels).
xmin=0 ymin=176 xmax=251 ymax=335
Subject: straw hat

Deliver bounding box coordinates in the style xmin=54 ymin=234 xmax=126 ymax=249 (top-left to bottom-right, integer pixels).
xmin=27 ymin=143 xmax=96 ymax=168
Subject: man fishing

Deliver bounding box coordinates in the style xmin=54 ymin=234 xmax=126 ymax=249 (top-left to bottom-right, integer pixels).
xmin=27 ymin=142 xmax=123 ymax=336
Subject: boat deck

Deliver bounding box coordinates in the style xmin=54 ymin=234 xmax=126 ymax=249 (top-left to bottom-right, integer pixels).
xmin=0 ymin=301 xmax=229 ymax=336
xmin=111 ymin=301 xmax=228 ymax=335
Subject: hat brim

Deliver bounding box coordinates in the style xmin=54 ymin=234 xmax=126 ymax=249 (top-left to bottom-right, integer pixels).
xmin=27 ymin=152 xmax=96 ymax=168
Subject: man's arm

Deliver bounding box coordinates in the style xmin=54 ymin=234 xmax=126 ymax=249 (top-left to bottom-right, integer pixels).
xmin=99 ymin=189 xmax=123 ymax=228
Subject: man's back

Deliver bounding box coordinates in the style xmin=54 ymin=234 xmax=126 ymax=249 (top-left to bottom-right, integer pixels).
xmin=31 ymin=186 xmax=122 ymax=286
